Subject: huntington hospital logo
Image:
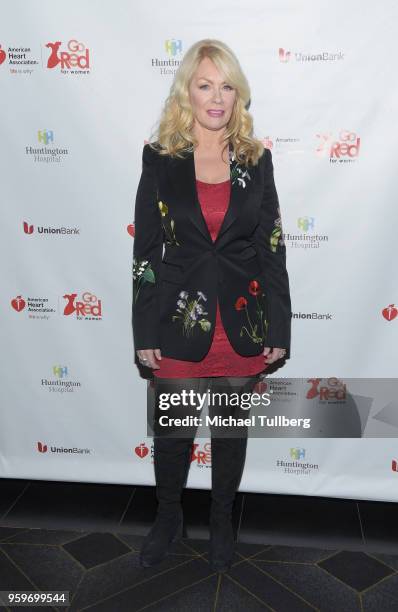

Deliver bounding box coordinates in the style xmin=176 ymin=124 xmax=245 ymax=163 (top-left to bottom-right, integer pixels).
xmin=164 ymin=39 xmax=182 ymax=57
xmin=152 ymin=40 xmax=183 ymax=75
xmin=38 ymin=129 xmax=54 ymax=145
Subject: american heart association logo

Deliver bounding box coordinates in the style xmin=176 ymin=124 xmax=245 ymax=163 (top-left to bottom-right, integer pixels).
xmin=11 ymin=296 xmax=26 ymax=311
xmin=135 ymin=443 xmax=149 ymax=458
xmin=0 ymin=45 xmax=6 ymax=66
xmin=253 ymin=378 xmax=267 ymax=394
xmin=382 ymin=304 xmax=397 ymax=321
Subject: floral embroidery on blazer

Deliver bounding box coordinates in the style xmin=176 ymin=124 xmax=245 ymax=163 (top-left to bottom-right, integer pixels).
xmin=229 ymin=151 xmax=251 ymax=188
xmin=132 ymin=142 xmax=292 ymax=357
xmin=270 ymin=205 xmax=285 ymax=252
xmin=172 ymin=290 xmax=212 ymax=337
xmin=158 ymin=200 xmax=180 ymax=246
xmin=132 ymin=257 xmax=155 ymax=304
xmin=234 ymin=279 xmax=268 ymax=344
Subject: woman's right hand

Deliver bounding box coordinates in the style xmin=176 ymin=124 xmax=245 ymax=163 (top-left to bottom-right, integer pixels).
xmin=136 ymin=348 xmax=162 ymax=369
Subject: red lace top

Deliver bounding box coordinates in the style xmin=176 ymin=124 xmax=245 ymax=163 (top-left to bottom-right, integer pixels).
xmin=153 ymin=178 xmax=266 ymax=378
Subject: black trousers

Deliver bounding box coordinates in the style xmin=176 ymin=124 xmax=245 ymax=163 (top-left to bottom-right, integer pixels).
xmin=151 ymin=374 xmax=261 ymax=518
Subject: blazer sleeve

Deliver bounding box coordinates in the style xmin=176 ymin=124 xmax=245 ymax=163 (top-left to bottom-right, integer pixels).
xmin=253 ymin=148 xmax=292 ymax=358
xmin=132 ymin=143 xmax=163 ymax=351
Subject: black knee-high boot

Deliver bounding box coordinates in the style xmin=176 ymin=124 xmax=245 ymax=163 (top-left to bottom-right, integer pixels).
xmin=140 ymin=376 xmax=202 ymax=568
xmin=208 ymin=374 xmax=256 ymax=572
xmin=139 ymin=435 xmax=192 ymax=567
xmin=209 ymin=435 xmax=248 ymax=572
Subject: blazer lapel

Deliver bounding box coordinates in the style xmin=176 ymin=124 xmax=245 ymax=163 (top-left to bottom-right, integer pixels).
xmin=167 ymin=141 xmax=253 ymax=244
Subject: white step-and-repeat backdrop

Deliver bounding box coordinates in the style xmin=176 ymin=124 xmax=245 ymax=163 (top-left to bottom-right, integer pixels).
xmin=1 ymin=0 xmax=397 ymax=502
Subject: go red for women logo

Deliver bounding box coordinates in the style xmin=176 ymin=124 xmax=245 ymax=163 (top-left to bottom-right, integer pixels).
xmin=306 ymin=377 xmax=346 ymax=401
xmin=190 ymin=442 xmax=212 ymax=466
xmin=316 ymin=129 xmax=361 ymax=161
xmin=46 ymin=39 xmax=90 ymax=71
xmin=63 ymin=292 xmax=102 ymax=319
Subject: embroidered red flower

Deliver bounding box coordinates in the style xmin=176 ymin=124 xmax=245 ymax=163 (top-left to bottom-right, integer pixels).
xmin=248 ymin=280 xmax=260 ymax=296
xmin=235 ymin=296 xmax=247 ymax=311
xmin=234 ymin=280 xmax=268 ymax=344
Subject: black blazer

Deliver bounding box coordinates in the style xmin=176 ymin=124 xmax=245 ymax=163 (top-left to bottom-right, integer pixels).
xmin=132 ymin=141 xmax=292 ymax=362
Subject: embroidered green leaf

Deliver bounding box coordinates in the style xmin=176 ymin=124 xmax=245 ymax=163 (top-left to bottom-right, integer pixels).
xmin=270 ymin=227 xmax=282 ymax=252
xmin=142 ymin=267 xmax=155 ymax=283
xmin=132 ymin=258 xmax=155 ymax=304
xmin=199 ymin=319 xmax=211 ymax=332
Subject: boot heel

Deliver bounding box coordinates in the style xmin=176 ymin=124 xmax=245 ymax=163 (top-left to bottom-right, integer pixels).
xmin=209 ymin=515 xmax=235 ymax=573
xmin=139 ymin=513 xmax=183 ymax=567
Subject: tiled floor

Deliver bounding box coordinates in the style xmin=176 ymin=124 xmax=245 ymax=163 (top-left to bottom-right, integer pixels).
xmin=1 ymin=478 xmax=398 ymax=611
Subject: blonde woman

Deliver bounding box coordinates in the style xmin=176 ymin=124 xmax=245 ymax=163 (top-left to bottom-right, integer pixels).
xmin=132 ymin=39 xmax=292 ymax=572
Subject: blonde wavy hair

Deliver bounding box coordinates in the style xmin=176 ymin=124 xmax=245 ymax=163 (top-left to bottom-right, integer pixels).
xmin=147 ymin=39 xmax=265 ymax=167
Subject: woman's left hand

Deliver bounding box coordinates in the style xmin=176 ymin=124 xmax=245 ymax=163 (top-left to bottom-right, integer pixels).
xmin=263 ymin=347 xmax=287 ymax=364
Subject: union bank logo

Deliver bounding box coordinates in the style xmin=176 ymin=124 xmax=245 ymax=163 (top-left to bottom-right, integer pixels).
xmin=279 ymin=47 xmax=344 ymax=63
xmin=23 ymin=220 xmax=80 ymax=236
xmin=37 ymin=441 xmax=91 ymax=455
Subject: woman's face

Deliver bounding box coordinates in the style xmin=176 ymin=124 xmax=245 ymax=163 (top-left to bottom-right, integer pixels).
xmin=188 ymin=56 xmax=236 ymax=136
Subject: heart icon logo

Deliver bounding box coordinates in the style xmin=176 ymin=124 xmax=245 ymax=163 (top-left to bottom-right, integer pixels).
xmin=11 ymin=295 xmax=26 ymax=312
xmin=127 ymin=223 xmax=135 ymax=237
xmin=135 ymin=443 xmax=149 ymax=458
xmin=253 ymin=379 xmax=267 ymax=394
xmin=0 ymin=46 xmax=6 ymax=66
xmin=382 ymin=304 xmax=397 ymax=321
